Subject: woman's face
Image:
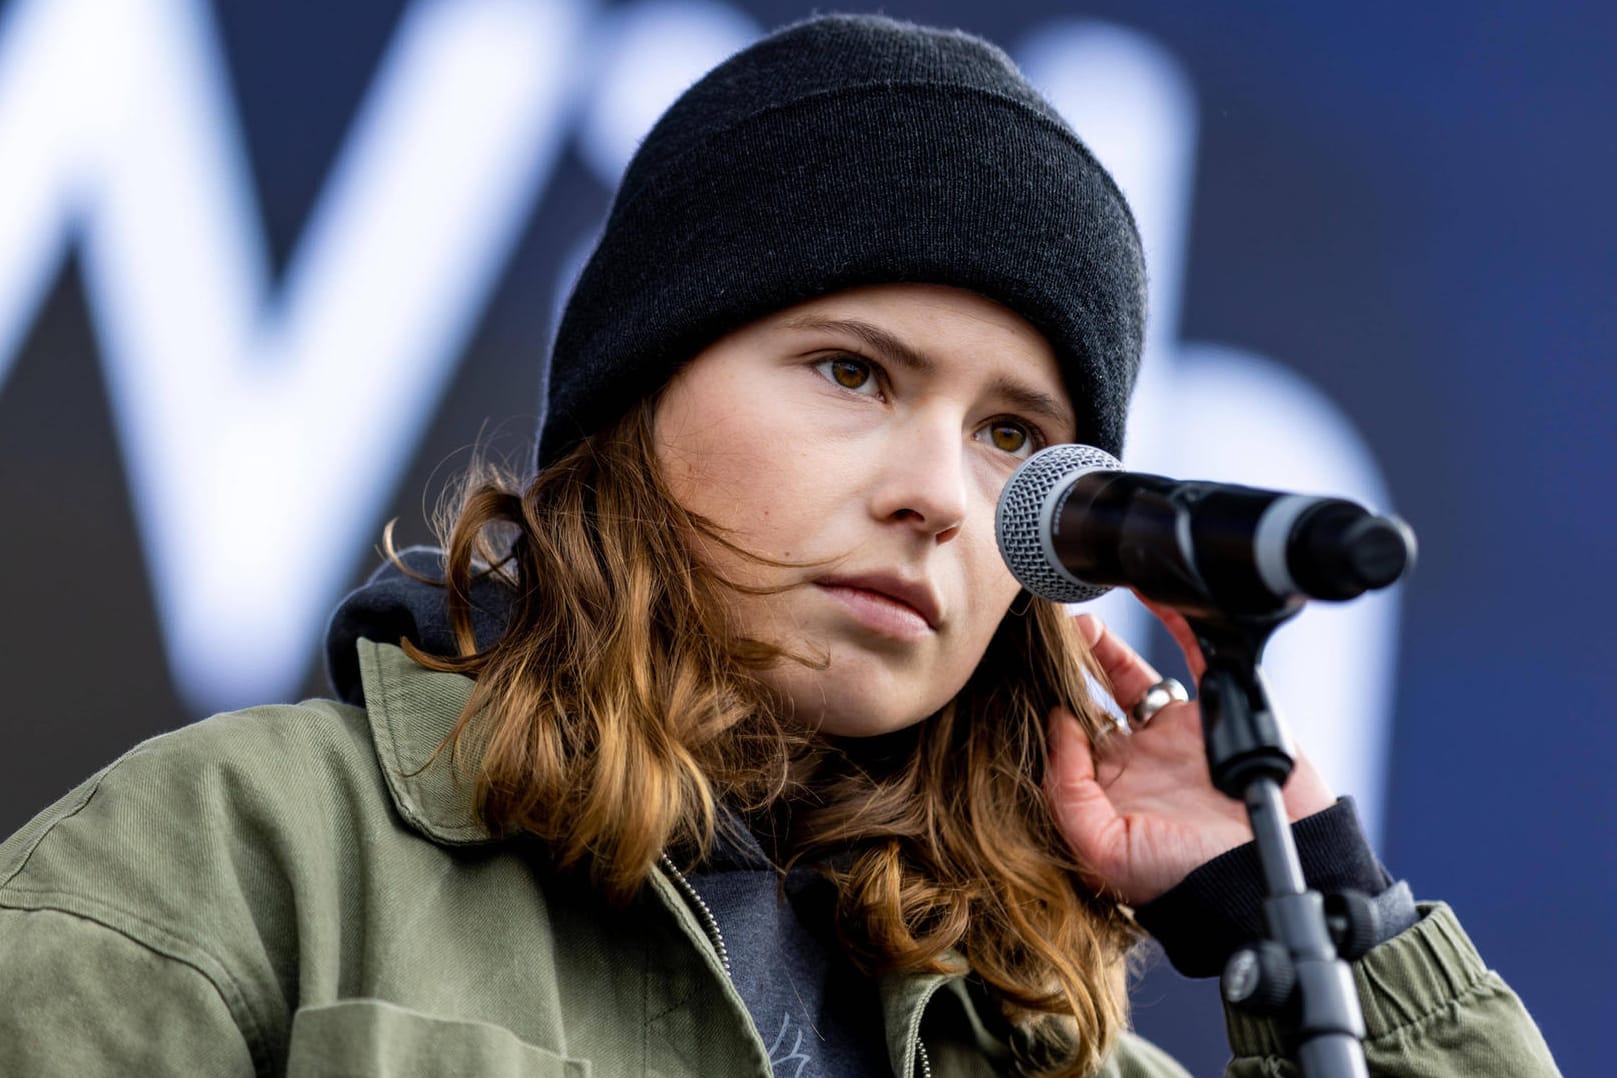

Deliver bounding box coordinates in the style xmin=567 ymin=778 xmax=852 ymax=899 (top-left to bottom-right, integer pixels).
xmin=654 ymin=283 xmax=1077 ymax=737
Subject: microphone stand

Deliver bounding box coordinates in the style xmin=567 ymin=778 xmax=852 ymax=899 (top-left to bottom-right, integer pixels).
xmin=1185 ymin=608 xmax=1369 ymax=1078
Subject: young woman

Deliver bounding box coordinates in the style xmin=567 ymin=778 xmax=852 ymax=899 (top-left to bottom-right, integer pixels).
xmin=0 ymin=14 xmax=1556 ymax=1077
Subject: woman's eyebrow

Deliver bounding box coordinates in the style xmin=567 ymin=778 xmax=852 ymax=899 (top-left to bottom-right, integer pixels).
xmin=784 ymin=316 xmax=935 ymax=374
xmin=784 ymin=315 xmax=1076 ymax=435
xmin=987 ymin=377 xmax=1076 ymax=437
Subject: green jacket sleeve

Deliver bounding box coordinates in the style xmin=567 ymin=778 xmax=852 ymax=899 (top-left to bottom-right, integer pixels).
xmin=0 ymin=906 xmax=256 ymax=1076
xmin=1222 ymin=903 xmax=1560 ymax=1077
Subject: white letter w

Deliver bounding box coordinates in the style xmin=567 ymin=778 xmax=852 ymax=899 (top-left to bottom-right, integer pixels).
xmin=0 ymin=0 xmax=585 ymax=711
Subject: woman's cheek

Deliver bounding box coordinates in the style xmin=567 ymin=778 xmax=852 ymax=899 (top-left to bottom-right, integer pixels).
xmin=685 ymin=432 xmax=826 ymax=556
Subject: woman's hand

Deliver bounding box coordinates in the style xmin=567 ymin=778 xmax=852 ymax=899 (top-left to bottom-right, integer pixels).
xmin=1044 ymin=599 xmax=1336 ymax=907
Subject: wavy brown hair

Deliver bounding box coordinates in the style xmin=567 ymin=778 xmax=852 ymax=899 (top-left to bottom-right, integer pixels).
xmin=397 ymin=397 xmax=1139 ymax=1075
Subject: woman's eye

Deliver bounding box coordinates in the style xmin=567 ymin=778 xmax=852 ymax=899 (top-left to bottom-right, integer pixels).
xmin=815 ymin=356 xmax=879 ymax=395
xmin=980 ymin=419 xmax=1040 ymax=458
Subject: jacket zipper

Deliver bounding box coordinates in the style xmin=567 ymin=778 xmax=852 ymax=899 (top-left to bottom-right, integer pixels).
xmin=658 ymin=853 xmax=732 ymax=977
xmin=906 ymin=977 xmax=944 ymax=1078
xmin=660 ymin=854 xmax=932 ymax=1077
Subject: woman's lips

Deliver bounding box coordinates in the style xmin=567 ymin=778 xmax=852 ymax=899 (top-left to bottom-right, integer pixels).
xmin=815 ymin=583 xmax=934 ymax=641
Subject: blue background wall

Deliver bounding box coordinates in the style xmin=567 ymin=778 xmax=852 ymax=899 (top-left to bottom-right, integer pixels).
xmin=0 ymin=1 xmax=1611 ymax=1072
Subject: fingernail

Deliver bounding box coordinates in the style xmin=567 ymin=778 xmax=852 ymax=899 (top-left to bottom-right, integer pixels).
xmin=1074 ymin=613 xmax=1104 ymax=644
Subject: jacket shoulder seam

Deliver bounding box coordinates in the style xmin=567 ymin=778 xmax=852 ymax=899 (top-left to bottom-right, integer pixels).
xmin=0 ymin=894 xmax=273 ymax=1076
xmin=0 ymin=745 xmax=151 ymax=890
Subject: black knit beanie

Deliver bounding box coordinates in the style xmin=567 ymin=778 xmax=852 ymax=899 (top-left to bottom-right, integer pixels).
xmin=538 ymin=13 xmax=1146 ymax=466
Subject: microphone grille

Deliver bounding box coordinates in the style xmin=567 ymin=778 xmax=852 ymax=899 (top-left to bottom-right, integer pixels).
xmin=995 ymin=444 xmax=1121 ymax=603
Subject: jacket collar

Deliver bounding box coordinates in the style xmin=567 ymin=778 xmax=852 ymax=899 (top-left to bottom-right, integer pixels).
xmin=356 ymin=638 xmax=494 ymax=845
xmin=354 ymin=638 xmax=1007 ymax=1072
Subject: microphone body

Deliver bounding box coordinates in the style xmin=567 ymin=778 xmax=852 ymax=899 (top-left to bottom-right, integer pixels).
xmin=995 ymin=445 xmax=1415 ymax=615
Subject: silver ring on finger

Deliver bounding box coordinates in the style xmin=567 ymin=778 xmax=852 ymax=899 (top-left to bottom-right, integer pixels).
xmin=1131 ymin=677 xmax=1189 ymax=728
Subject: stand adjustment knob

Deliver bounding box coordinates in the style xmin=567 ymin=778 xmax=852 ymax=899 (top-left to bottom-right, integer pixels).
xmin=1325 ymin=890 xmax=1381 ymax=961
xmin=1222 ymin=941 xmax=1296 ymax=1017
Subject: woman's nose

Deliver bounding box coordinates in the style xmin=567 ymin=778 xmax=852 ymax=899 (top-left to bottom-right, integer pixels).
xmin=869 ymin=415 xmax=969 ymax=541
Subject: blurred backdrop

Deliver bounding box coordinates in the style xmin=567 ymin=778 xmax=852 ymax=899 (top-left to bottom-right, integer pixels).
xmin=0 ymin=0 xmax=1611 ymax=1071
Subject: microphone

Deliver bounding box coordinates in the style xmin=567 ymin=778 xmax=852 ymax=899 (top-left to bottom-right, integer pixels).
xmin=994 ymin=444 xmax=1416 ymax=614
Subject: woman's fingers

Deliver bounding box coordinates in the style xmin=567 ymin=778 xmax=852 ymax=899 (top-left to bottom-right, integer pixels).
xmin=1044 ymin=706 xmax=1125 ymax=885
xmin=1074 ymin=612 xmax=1163 ymax=715
xmin=1135 ymin=595 xmax=1208 ymax=683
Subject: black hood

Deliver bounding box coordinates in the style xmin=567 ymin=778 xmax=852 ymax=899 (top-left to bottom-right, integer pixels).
xmin=323 ymin=546 xmax=514 ymax=707
xmin=322 ymin=545 xmax=779 ymax=873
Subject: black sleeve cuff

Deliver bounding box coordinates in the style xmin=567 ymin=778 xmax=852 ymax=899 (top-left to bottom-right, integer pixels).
xmin=1133 ymin=797 xmax=1407 ymax=978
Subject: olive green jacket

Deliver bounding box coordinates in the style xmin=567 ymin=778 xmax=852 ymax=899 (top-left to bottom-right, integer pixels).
xmin=0 ymin=641 xmax=1559 ymax=1076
